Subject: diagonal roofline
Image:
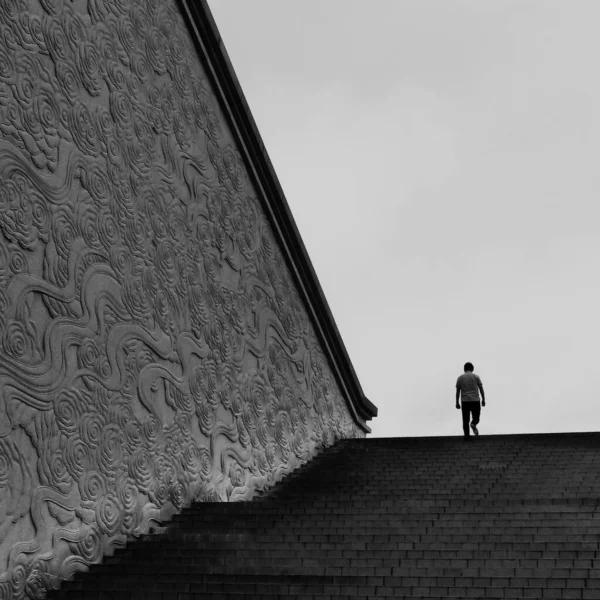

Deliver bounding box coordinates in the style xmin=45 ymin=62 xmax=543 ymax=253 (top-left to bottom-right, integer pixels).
xmin=175 ymin=0 xmax=377 ymax=432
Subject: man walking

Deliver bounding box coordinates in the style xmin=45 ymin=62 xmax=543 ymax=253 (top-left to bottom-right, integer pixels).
xmin=455 ymin=362 xmax=485 ymax=440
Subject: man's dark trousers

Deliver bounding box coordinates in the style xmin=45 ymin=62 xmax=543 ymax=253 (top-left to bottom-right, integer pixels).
xmin=461 ymin=401 xmax=481 ymax=437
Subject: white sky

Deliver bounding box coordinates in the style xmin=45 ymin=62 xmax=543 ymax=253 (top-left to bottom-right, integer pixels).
xmin=206 ymin=0 xmax=600 ymax=438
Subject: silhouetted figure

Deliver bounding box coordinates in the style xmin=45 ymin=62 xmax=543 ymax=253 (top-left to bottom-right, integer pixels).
xmin=455 ymin=362 xmax=485 ymax=440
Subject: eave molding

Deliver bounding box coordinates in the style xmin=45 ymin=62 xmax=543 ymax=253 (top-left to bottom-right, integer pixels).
xmin=176 ymin=0 xmax=377 ymax=432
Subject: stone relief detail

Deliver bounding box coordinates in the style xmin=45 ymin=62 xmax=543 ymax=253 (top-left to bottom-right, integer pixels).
xmin=0 ymin=0 xmax=364 ymax=597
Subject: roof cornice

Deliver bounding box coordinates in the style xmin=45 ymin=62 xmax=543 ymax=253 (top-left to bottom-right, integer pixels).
xmin=176 ymin=0 xmax=377 ymax=432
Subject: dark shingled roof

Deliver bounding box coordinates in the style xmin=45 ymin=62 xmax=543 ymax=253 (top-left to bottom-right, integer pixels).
xmin=53 ymin=432 xmax=600 ymax=599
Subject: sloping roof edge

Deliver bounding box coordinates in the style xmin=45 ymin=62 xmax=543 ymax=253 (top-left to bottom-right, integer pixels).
xmin=176 ymin=0 xmax=378 ymax=432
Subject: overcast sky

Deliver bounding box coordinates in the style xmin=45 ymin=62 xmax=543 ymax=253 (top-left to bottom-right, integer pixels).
xmin=206 ymin=0 xmax=600 ymax=439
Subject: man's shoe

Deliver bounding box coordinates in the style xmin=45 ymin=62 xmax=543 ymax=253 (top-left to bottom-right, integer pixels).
xmin=470 ymin=422 xmax=479 ymax=436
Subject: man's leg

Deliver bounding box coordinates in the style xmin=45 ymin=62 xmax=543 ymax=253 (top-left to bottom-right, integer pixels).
xmin=469 ymin=402 xmax=481 ymax=435
xmin=461 ymin=403 xmax=471 ymax=438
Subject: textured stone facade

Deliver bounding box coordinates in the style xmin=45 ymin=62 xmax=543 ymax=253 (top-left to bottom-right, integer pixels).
xmin=0 ymin=1 xmax=366 ymax=597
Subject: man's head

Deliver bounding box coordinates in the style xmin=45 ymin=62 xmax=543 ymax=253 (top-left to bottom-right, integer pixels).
xmin=464 ymin=362 xmax=474 ymax=372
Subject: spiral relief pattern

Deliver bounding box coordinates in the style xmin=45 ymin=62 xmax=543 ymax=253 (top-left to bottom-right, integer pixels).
xmin=0 ymin=0 xmax=364 ymax=597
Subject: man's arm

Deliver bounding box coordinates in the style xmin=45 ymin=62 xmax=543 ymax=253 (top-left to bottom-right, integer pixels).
xmin=455 ymin=387 xmax=460 ymax=409
xmin=478 ymin=383 xmax=486 ymax=407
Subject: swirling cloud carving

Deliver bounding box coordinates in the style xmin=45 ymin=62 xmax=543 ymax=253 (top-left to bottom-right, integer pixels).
xmin=0 ymin=0 xmax=364 ymax=597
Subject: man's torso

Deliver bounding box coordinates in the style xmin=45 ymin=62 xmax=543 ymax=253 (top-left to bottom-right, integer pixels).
xmin=456 ymin=372 xmax=482 ymax=403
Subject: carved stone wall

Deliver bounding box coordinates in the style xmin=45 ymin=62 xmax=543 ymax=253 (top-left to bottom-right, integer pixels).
xmin=0 ymin=0 xmax=364 ymax=597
